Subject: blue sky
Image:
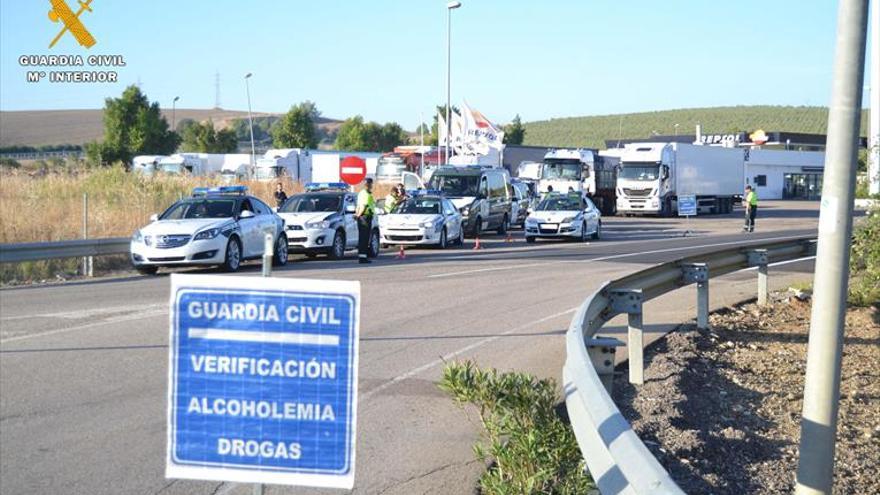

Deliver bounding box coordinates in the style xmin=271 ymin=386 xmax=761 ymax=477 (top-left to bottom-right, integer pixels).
xmin=0 ymin=1 xmax=857 ymax=128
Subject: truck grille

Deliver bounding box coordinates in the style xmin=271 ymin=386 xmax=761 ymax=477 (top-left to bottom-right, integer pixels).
xmin=623 ymin=188 xmax=652 ymax=197
xmin=154 ymin=235 xmax=191 ymax=249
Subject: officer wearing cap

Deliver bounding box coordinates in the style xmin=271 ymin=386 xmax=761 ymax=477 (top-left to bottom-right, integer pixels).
xmin=356 ymin=178 xmax=376 ymax=264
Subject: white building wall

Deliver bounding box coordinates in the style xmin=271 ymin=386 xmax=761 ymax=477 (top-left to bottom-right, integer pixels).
xmin=745 ymin=150 xmax=825 ymax=200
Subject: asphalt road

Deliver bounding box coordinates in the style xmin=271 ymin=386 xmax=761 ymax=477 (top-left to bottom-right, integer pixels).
xmin=0 ymin=201 xmax=824 ymax=495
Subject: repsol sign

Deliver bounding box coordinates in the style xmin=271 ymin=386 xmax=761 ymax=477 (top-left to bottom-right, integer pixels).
xmin=699 ymin=133 xmax=746 ymax=145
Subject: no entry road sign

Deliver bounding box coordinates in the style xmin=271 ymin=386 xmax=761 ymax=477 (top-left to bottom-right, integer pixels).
xmin=166 ymin=274 xmax=360 ymax=489
xmin=339 ymin=156 xmax=366 ymax=186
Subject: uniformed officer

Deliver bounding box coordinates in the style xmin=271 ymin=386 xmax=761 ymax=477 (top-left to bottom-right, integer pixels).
xmin=355 ymin=178 xmax=376 ymax=264
xmin=274 ymin=182 xmax=288 ymax=209
xmin=743 ymin=185 xmax=758 ymax=232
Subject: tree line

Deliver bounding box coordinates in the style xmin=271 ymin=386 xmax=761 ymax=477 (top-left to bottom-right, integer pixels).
xmin=85 ymin=85 xmax=525 ymax=167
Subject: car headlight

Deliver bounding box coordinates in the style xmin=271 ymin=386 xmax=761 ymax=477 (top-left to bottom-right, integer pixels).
xmin=420 ymin=220 xmax=438 ymax=229
xmin=562 ymin=216 xmax=576 ymax=224
xmin=132 ymin=230 xmax=143 ymax=243
xmin=526 ymin=217 xmax=538 ymax=225
xmin=460 ymin=206 xmax=470 ymax=217
xmin=305 ymin=220 xmax=331 ymax=230
xmin=194 ymin=227 xmax=222 ymax=241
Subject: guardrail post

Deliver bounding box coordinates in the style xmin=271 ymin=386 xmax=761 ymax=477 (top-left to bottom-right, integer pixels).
xmin=585 ymin=337 xmax=624 ymax=393
xmin=681 ymin=263 xmax=710 ymax=329
xmin=609 ymin=289 xmax=645 ymax=385
xmin=747 ymin=249 xmax=769 ymax=305
xmin=262 ymin=233 xmax=273 ymax=277
xmin=82 ymin=193 xmax=93 ymax=277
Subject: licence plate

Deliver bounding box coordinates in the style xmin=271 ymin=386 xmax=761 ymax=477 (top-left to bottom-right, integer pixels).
xmin=540 ymin=223 xmax=558 ymax=229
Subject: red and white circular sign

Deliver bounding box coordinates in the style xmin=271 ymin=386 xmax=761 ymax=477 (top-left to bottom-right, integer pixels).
xmin=339 ymin=156 xmax=367 ymax=186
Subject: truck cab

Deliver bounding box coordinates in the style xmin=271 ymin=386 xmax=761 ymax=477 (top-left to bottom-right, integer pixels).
xmin=538 ymin=149 xmax=617 ymax=215
xmin=616 ymin=143 xmax=673 ymax=215
xmin=158 ymin=154 xmax=202 ymax=176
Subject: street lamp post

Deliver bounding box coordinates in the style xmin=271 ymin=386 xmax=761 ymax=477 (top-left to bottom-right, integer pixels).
xmin=674 ymin=123 xmax=679 ymax=136
xmin=244 ymin=73 xmax=256 ymax=167
xmin=172 ymin=96 xmax=180 ymax=131
xmin=445 ymin=1 xmax=461 ymax=164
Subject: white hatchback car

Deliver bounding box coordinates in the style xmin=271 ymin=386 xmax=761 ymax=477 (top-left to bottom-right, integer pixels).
xmin=130 ymin=186 xmax=288 ymax=274
xmin=275 ymin=183 xmax=380 ymax=260
xmin=524 ymin=193 xmax=601 ymax=243
xmin=378 ymin=193 xmax=464 ymax=249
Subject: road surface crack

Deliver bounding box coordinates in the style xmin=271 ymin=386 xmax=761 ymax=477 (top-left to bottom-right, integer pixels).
xmin=376 ymin=459 xmax=479 ymax=495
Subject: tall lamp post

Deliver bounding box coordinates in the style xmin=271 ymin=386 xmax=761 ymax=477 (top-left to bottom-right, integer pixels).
xmin=244 ymin=73 xmax=256 ymax=167
xmin=445 ymin=1 xmax=461 ymax=163
xmin=172 ymin=96 xmax=180 ymax=131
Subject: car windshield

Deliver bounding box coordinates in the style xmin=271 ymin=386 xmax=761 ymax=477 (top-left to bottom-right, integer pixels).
xmin=541 ymin=160 xmax=582 ymax=180
xmin=536 ymin=195 xmax=583 ymax=211
xmin=427 ymin=174 xmax=479 ymax=196
xmin=280 ymin=194 xmax=342 ymax=213
xmin=619 ymin=163 xmax=660 ymax=181
xmin=161 ymin=199 xmax=236 ymax=219
xmin=395 ymin=197 xmax=442 ymax=215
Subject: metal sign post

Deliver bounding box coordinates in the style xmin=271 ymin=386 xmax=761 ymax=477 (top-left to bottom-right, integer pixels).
xmin=166 ymin=274 xmax=360 ymax=490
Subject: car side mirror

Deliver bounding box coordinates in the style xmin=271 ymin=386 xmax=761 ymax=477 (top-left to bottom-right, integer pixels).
xmin=149 ymin=213 xmax=158 ymax=222
xmin=240 ymin=210 xmax=255 ymax=219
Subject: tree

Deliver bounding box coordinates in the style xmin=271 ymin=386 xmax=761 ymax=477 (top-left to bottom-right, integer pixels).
xmin=85 ymin=85 xmax=180 ymax=166
xmin=334 ymin=116 xmax=409 ymax=152
xmin=272 ymin=103 xmax=318 ymax=149
xmin=503 ymin=114 xmax=526 ymax=145
xmin=179 ymin=120 xmax=238 ymax=153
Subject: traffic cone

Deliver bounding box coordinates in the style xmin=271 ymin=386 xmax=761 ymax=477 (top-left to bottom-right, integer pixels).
xmin=396 ymin=245 xmax=407 ymax=259
xmin=472 ymin=236 xmax=483 ymax=250
xmin=505 ymin=232 xmax=513 ymax=243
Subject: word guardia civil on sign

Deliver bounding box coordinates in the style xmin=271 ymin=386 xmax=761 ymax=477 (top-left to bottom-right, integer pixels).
xmin=166 ymin=274 xmax=360 ymax=489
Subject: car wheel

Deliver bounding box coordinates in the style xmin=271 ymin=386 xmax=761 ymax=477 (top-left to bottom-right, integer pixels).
xmin=329 ymin=230 xmax=346 ymax=260
xmin=438 ymin=228 xmax=448 ymax=249
xmin=136 ymin=266 xmax=158 ymax=276
xmin=497 ymin=215 xmax=509 ymax=235
xmin=221 ymin=237 xmax=242 ymax=272
xmin=273 ymin=234 xmax=289 ymax=266
xmin=526 ymin=236 xmax=536 ymax=244
xmin=592 ymin=220 xmax=601 ymax=240
xmin=368 ymin=229 xmax=380 ymax=258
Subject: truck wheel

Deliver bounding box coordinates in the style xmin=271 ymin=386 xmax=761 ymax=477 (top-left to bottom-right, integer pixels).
xmin=497 ymin=215 xmax=509 ymax=235
xmin=329 ymin=231 xmax=346 ymax=260
xmin=221 ymin=237 xmax=242 ymax=272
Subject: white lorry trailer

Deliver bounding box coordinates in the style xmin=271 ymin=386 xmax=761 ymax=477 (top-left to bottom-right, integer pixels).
xmin=537 ymin=149 xmax=618 ymax=215
xmin=616 ymin=142 xmax=743 ymax=216
xmin=157 ymin=153 xmax=227 ymax=176
xmin=131 ymin=155 xmax=168 ymax=175
xmin=254 ymin=148 xmax=311 ymax=182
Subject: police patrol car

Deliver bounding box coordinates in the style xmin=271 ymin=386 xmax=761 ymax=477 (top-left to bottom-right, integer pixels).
xmin=378 ymin=190 xmax=464 ymax=249
xmin=524 ymin=192 xmax=602 ymax=243
xmin=276 ymin=183 xmax=380 ymax=260
xmin=130 ymin=186 xmax=288 ymax=274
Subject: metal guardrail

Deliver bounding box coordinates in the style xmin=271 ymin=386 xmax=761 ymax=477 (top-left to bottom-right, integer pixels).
xmin=0 ymin=238 xmax=129 ymax=263
xmin=563 ymin=236 xmax=818 ymax=494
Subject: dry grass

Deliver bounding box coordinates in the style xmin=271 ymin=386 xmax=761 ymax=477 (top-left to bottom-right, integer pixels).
xmin=0 ymin=165 xmax=390 ymax=283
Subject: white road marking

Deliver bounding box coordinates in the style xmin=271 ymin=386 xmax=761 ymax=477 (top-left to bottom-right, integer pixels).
xmin=0 ymin=308 xmax=166 ymax=344
xmin=361 ymin=306 xmax=578 ymax=401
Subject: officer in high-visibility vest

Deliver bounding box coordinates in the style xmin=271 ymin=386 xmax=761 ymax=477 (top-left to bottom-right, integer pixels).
xmin=356 ymin=178 xmax=376 ymax=264
xmin=743 ymin=185 xmax=758 ymax=232
xmin=384 ymin=183 xmax=404 ymax=213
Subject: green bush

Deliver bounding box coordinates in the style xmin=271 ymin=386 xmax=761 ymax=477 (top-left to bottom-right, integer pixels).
xmin=849 ymin=208 xmax=880 ymax=306
xmin=438 ymin=361 xmax=594 ymax=495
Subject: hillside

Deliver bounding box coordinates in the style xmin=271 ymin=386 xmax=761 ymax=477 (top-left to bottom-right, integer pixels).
xmin=0 ymin=109 xmax=341 ymax=147
xmin=523 ymin=105 xmax=869 ymax=149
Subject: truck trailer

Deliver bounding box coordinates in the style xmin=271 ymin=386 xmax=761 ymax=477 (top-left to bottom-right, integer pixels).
xmin=253 ymin=148 xmax=309 ymax=182
xmin=616 ymin=142 xmax=743 ymax=216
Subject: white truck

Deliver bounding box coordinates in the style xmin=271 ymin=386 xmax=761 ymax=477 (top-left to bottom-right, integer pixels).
xmin=131 ymin=155 xmax=168 ymax=175
xmin=157 ymin=153 xmax=224 ymax=176
xmin=254 ymin=148 xmax=311 ymax=182
xmin=537 ymin=149 xmax=618 ymax=215
xmin=616 ymin=142 xmax=743 ymax=216
xmin=218 ymin=154 xmax=254 ymax=183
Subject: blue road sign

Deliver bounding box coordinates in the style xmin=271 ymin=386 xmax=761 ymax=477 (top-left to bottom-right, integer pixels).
xmin=678 ymin=194 xmax=697 ymax=216
xmin=166 ymin=274 xmax=360 ymax=489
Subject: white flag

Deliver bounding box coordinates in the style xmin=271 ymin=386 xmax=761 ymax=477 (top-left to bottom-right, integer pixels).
xmin=462 ymin=101 xmax=504 ymax=149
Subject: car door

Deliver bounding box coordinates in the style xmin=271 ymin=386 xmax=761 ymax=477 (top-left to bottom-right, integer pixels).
xmin=401 ymin=171 xmax=425 ymax=192
xmin=343 ymin=194 xmax=359 ymax=248
xmin=583 ymin=198 xmax=599 ymax=234
xmin=252 ymin=198 xmax=277 ymax=244
xmin=237 ymin=199 xmax=260 ymax=257
xmin=510 ymin=186 xmax=521 ymax=224
xmin=443 ymin=199 xmax=461 ymax=238
xmin=478 ymin=176 xmax=490 ymax=229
